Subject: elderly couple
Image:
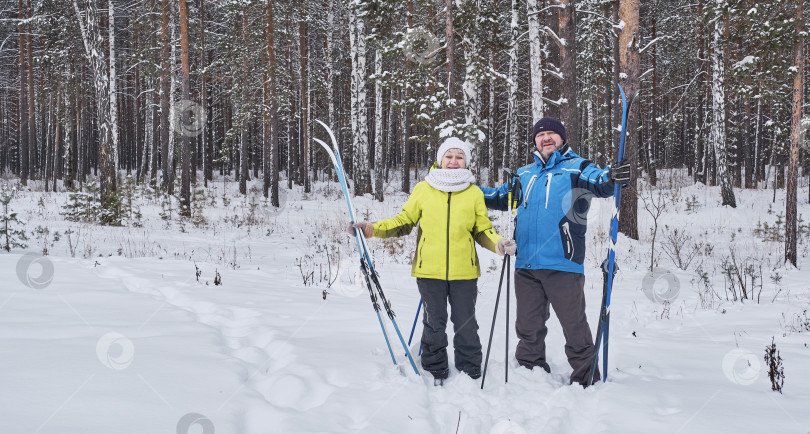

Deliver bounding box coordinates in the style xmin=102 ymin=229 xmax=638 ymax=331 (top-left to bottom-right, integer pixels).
xmin=348 ymin=117 xmax=630 ymax=386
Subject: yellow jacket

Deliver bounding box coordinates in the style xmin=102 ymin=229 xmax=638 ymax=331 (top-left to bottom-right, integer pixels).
xmin=373 ymin=180 xmax=503 ymax=280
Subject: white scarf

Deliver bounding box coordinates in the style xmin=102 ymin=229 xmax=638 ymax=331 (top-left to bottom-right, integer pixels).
xmin=425 ymin=168 xmax=477 ymax=192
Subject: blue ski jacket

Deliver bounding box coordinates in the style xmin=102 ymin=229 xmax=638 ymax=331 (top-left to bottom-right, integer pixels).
xmin=479 ymin=146 xmax=615 ymax=274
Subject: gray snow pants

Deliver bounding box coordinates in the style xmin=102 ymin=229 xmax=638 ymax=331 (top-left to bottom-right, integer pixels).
xmin=416 ymin=278 xmax=482 ymax=379
xmin=514 ymin=268 xmax=600 ymax=385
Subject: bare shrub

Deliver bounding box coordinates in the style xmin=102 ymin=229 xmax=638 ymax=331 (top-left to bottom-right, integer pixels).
xmin=637 ymin=183 xmax=670 ymax=271
xmin=720 ymin=246 xmax=763 ymax=303
xmin=693 ymin=263 xmax=721 ymax=309
xmin=661 ymin=226 xmax=703 ymax=271
xmin=296 ymin=241 xmax=341 ymax=288
xmin=784 ymin=309 xmax=810 ymax=334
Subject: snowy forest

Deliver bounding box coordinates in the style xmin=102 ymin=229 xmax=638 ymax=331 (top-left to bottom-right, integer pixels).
xmin=0 ymin=0 xmax=807 ymax=243
xmin=2 ymin=1 xmax=810 ymax=433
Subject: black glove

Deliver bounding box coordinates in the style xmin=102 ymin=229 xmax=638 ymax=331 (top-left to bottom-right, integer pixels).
xmin=608 ymin=160 xmax=632 ymax=186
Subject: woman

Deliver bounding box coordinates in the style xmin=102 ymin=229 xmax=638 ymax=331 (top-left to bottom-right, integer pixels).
xmin=349 ymin=137 xmax=516 ymax=384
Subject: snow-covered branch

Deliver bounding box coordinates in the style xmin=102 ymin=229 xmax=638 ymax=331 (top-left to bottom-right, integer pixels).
xmin=71 ymin=0 xmax=92 ymax=58
xmin=544 ymin=68 xmax=564 ymax=81
xmin=575 ymin=9 xmax=618 ymax=26
xmin=543 ymin=26 xmax=565 ymax=50
xmin=526 ymin=3 xmax=565 ymax=17
xmin=541 ymin=96 xmax=566 ymax=107
xmin=639 ymin=35 xmax=672 ymax=54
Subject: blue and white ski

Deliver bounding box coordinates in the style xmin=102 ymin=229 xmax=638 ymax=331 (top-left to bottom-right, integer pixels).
xmin=588 ymin=84 xmax=637 ymax=385
xmin=314 ymin=120 xmax=421 ymax=376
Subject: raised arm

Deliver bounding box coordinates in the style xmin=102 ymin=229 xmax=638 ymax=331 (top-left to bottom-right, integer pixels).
xmin=372 ymin=184 xmax=423 ymax=238
xmin=574 ymin=160 xmax=615 ymax=198
xmin=478 ymin=178 xmax=518 ymax=211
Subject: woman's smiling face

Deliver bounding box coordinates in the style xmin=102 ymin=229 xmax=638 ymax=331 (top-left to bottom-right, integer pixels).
xmin=441 ymin=148 xmax=467 ymax=169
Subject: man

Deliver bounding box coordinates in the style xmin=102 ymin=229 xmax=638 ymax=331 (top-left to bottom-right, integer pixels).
xmin=479 ymin=117 xmax=630 ymax=386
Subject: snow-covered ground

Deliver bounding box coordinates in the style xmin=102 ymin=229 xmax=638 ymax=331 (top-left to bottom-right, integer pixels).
xmin=1 ymin=172 xmax=809 ymax=434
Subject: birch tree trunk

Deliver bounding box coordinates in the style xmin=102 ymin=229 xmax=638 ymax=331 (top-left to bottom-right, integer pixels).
xmin=445 ymin=0 xmax=456 ymax=117
xmin=266 ymin=0 xmax=280 ymax=206
xmin=325 ymin=0 xmax=335 ymax=133
xmin=263 ymin=73 xmax=269 ymax=196
xmin=76 ymin=65 xmax=85 ymax=185
xmin=285 ymin=17 xmax=293 ymax=190
xmin=743 ymin=71 xmax=754 ymax=188
xmin=385 ymin=88 xmax=394 ymax=182
xmin=400 ymin=93 xmax=410 ymax=193
xmin=0 ymin=84 xmax=4 ymax=172
xmin=373 ymin=48 xmax=384 ymax=201
xmin=648 ymin=15 xmax=658 ymax=186
xmin=18 ymin=0 xmax=29 ymax=185
xmin=488 ymin=0 xmax=499 ymax=182
xmin=140 ymin=77 xmax=151 ymax=182
xmin=239 ymin=13 xmax=249 ymax=195
xmin=72 ymin=0 xmax=117 ymax=210
xmin=0 ymin=83 xmax=6 ymax=173
xmin=299 ymin=8 xmax=310 ymax=193
xmin=169 ymin=19 xmax=177 ymax=191
xmin=710 ymin=0 xmax=736 ymax=208
xmin=504 ymin=0 xmax=519 ymax=175
xmin=349 ymin=2 xmax=370 ymax=195
xmin=462 ymin=1 xmax=481 ymax=177
xmin=694 ymin=0 xmax=706 ymax=184
xmin=401 ymin=0 xmax=413 ymax=193
xmin=785 ymin=0 xmax=802 ymax=266
xmin=200 ymin=0 xmax=210 ymax=186
xmin=159 ymin=0 xmax=171 ymax=192
xmin=44 ymin=88 xmax=51 ymax=191
xmin=134 ymin=26 xmax=143 ymax=183
xmin=26 ymin=0 xmax=36 ymax=181
xmin=109 ymin=0 xmax=118 ymax=172
xmin=150 ymin=83 xmax=160 ymax=186
xmin=53 ymin=86 xmax=61 ymax=191
xmin=527 ymin=0 xmax=544 ymax=122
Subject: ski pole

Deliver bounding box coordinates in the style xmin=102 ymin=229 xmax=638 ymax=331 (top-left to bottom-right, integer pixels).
xmin=504 ymin=169 xmax=516 ymax=384
xmin=505 ymin=254 xmax=510 ymax=383
xmin=358 ymin=231 xmax=422 ymax=376
xmin=481 ymin=171 xmax=515 ymax=389
xmin=407 ymin=299 xmax=423 ymax=357
xmin=481 ymin=253 xmax=508 ymax=390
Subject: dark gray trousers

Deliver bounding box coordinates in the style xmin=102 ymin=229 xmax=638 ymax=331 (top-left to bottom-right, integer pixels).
xmin=416 ymin=278 xmax=482 ymax=379
xmin=514 ymin=268 xmax=600 ymax=385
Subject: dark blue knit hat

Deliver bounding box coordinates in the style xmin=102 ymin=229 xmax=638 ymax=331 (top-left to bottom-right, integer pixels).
xmin=531 ymin=117 xmax=567 ymax=145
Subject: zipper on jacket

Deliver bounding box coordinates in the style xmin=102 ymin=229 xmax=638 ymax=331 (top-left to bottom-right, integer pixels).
xmin=469 ymin=238 xmax=475 ymax=266
xmin=561 ymin=221 xmax=574 ymax=260
xmin=523 ymin=175 xmax=538 ymax=208
xmin=418 ymin=236 xmax=426 ymax=268
xmin=446 ymin=193 xmax=452 ymax=280
xmin=544 ymin=173 xmax=553 ymax=209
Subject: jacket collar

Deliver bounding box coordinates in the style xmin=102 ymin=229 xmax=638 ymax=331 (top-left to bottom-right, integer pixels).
xmin=533 ymin=144 xmax=574 ymax=167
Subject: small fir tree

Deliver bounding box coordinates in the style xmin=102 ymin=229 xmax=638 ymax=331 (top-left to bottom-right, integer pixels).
xmin=0 ymin=186 xmax=29 ymax=252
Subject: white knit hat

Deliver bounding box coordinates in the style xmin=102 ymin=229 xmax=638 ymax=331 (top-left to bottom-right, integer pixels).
xmin=436 ymin=137 xmax=472 ymax=168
